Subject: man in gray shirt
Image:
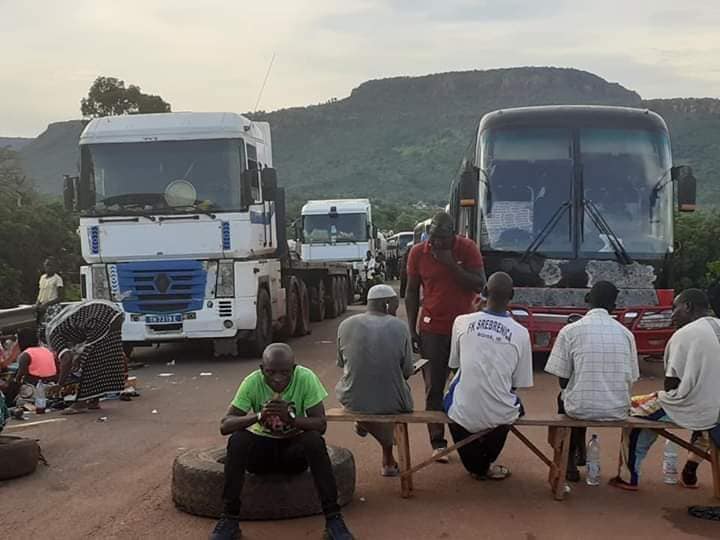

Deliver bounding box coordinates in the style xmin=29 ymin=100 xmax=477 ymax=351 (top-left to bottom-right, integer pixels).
xmin=336 ymin=284 xmax=415 ymax=477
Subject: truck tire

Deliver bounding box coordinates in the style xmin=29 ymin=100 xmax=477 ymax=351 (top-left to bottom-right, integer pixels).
xmin=309 ymin=281 xmax=326 ymax=322
xmin=278 ymin=278 xmax=300 ymax=340
xmin=325 ymin=278 xmax=339 ymax=319
xmin=250 ymin=288 xmax=272 ymax=357
xmin=172 ymin=445 xmax=356 ymax=519
xmin=339 ymin=277 xmax=348 ymax=313
xmin=294 ymin=279 xmax=311 ymax=337
xmin=334 ymin=278 xmax=345 ymax=314
xmin=0 ymin=436 xmax=41 ymax=480
xmin=347 ymin=274 xmax=355 ymax=305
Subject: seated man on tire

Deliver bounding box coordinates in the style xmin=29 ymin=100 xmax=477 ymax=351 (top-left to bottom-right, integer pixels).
xmin=211 ymin=343 xmax=354 ymax=540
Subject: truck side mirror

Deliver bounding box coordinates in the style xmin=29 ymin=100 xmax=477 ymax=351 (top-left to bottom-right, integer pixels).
xmin=672 ymin=166 xmax=697 ymax=212
xmin=240 ymin=170 xmax=254 ymax=208
xmin=63 ymin=175 xmax=76 ymax=212
xmin=76 ymin=174 xmax=94 ymax=210
xmin=261 ymin=168 xmax=278 ymax=201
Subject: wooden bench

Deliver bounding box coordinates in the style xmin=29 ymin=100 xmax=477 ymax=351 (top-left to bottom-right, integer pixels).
xmin=326 ymin=408 xmax=720 ymax=501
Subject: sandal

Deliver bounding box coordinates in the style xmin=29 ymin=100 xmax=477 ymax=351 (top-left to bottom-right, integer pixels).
xmin=472 ymin=464 xmax=511 ymax=481
xmin=382 ymin=465 xmax=400 ymax=477
xmin=608 ymin=476 xmax=639 ymax=492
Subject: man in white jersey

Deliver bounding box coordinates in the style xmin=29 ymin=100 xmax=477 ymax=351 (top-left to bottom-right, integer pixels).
xmin=443 ymin=272 xmax=533 ymax=480
xmin=545 ymin=281 xmax=639 ymax=482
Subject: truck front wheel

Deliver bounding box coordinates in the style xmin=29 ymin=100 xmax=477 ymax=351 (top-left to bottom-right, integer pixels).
xmin=250 ymin=288 xmax=273 ymax=357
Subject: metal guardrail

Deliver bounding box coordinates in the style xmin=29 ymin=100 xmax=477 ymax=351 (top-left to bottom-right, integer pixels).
xmin=0 ymin=305 xmax=37 ymax=334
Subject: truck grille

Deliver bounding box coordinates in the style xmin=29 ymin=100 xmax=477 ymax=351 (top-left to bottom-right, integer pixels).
xmin=218 ymin=300 xmax=233 ymax=318
xmin=116 ymin=260 xmax=206 ymax=314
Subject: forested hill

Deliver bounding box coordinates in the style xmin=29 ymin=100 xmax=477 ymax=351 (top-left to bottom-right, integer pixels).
xmin=13 ymin=67 xmax=720 ymax=205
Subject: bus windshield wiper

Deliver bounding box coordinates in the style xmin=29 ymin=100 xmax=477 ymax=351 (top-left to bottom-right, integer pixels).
xmin=583 ymin=199 xmax=633 ymax=265
xmin=520 ymin=201 xmax=570 ymax=263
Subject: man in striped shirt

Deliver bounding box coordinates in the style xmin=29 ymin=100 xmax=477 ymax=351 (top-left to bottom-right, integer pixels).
xmin=545 ymin=281 xmax=639 ymax=481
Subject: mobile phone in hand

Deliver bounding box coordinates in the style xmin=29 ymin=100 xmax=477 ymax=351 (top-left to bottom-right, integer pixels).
xmin=413 ymin=358 xmax=429 ymax=374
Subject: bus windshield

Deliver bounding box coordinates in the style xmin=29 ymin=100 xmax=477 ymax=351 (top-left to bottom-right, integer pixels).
xmin=579 ymin=128 xmax=672 ymax=258
xmin=479 ymin=126 xmax=673 ymax=259
xmin=480 ymin=128 xmax=573 ymax=257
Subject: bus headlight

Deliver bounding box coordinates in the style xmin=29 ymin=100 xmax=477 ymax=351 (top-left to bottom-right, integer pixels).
xmin=91 ymin=266 xmax=111 ymax=300
xmin=637 ymin=310 xmax=673 ymax=330
xmin=216 ymin=260 xmax=235 ymax=298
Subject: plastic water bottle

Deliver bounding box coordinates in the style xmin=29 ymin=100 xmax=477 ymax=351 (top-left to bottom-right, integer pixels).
xmin=586 ymin=434 xmax=601 ymax=486
xmin=663 ymin=440 xmax=679 ymax=485
xmin=35 ymin=381 xmax=47 ymax=414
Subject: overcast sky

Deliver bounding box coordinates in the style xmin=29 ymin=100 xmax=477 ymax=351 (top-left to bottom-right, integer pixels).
xmin=2 ymin=0 xmax=719 ymax=136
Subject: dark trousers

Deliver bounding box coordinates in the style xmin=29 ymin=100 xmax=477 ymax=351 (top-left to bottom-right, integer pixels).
xmin=449 ymin=423 xmax=511 ymax=476
xmin=222 ymin=430 xmax=340 ymax=518
xmin=557 ymin=394 xmax=586 ymax=470
xmin=421 ymin=332 xmax=451 ymax=449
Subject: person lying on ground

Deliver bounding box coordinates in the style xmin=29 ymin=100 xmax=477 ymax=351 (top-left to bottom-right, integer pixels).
xmin=443 ymin=272 xmax=533 ymax=480
xmin=47 ymin=300 xmax=126 ymax=415
xmin=212 ymin=343 xmax=354 ymax=540
xmin=336 ymin=284 xmax=414 ymax=477
xmin=545 ymin=281 xmax=639 ymax=482
xmin=611 ymin=289 xmax=720 ymax=491
xmin=405 ymin=211 xmax=486 ymax=462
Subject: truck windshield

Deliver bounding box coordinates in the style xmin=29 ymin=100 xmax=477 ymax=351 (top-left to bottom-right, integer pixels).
xmin=85 ymin=139 xmax=243 ymax=213
xmin=480 ymin=128 xmax=573 ymax=257
xmin=580 ymin=128 xmax=672 ymax=258
xmin=303 ymin=213 xmax=368 ymax=243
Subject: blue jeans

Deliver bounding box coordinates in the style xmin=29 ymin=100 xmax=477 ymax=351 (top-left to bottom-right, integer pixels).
xmin=618 ymin=408 xmax=671 ymax=486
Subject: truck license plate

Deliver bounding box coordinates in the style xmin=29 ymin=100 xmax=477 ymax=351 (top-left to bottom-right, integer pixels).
xmin=145 ymin=313 xmax=182 ymax=324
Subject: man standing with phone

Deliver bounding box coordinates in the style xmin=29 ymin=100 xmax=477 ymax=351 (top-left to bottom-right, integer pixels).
xmin=405 ymin=212 xmax=486 ymax=460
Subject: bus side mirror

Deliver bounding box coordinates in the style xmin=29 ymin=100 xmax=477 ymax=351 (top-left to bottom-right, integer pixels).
xmin=672 ymin=166 xmax=697 ymax=212
xmin=261 ymin=168 xmax=278 ymax=201
xmin=459 ymin=165 xmax=480 ymax=205
xmin=63 ymin=175 xmax=76 ymax=212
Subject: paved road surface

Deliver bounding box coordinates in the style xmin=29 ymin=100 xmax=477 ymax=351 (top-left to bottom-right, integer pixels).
xmin=1 ymin=304 xmax=718 ymax=539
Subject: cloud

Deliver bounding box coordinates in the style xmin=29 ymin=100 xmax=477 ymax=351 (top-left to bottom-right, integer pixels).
xmin=0 ymin=0 xmax=719 ymax=136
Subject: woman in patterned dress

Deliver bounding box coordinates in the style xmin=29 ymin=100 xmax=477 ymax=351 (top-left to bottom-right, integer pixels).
xmin=47 ymin=300 xmax=126 ymax=415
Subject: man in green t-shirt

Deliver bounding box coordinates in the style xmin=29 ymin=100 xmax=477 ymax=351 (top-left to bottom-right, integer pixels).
xmin=210 ymin=343 xmax=354 ymax=540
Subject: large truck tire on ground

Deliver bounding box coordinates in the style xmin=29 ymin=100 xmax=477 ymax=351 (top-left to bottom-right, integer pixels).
xmin=172 ymin=445 xmax=356 ymax=519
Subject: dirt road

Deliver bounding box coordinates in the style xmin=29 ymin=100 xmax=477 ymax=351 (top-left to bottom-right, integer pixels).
xmin=1 ymin=304 xmax=718 ymax=539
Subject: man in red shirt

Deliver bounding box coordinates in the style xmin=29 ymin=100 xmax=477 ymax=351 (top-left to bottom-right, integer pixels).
xmin=406 ymin=212 xmax=486 ymax=459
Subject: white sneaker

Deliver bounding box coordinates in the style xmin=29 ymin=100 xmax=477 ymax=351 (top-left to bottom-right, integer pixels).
xmin=432 ymin=448 xmax=450 ymax=464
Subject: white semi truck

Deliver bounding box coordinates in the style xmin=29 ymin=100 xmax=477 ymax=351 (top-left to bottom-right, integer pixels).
xmin=64 ymin=112 xmax=352 ymax=357
xmin=299 ymin=198 xmax=379 ymax=298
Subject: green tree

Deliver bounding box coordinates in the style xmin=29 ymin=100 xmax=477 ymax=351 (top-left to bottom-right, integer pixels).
xmin=673 ymin=211 xmax=720 ymax=290
xmin=81 ymin=76 xmax=171 ymax=118
xmin=0 ymin=148 xmax=81 ymax=308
